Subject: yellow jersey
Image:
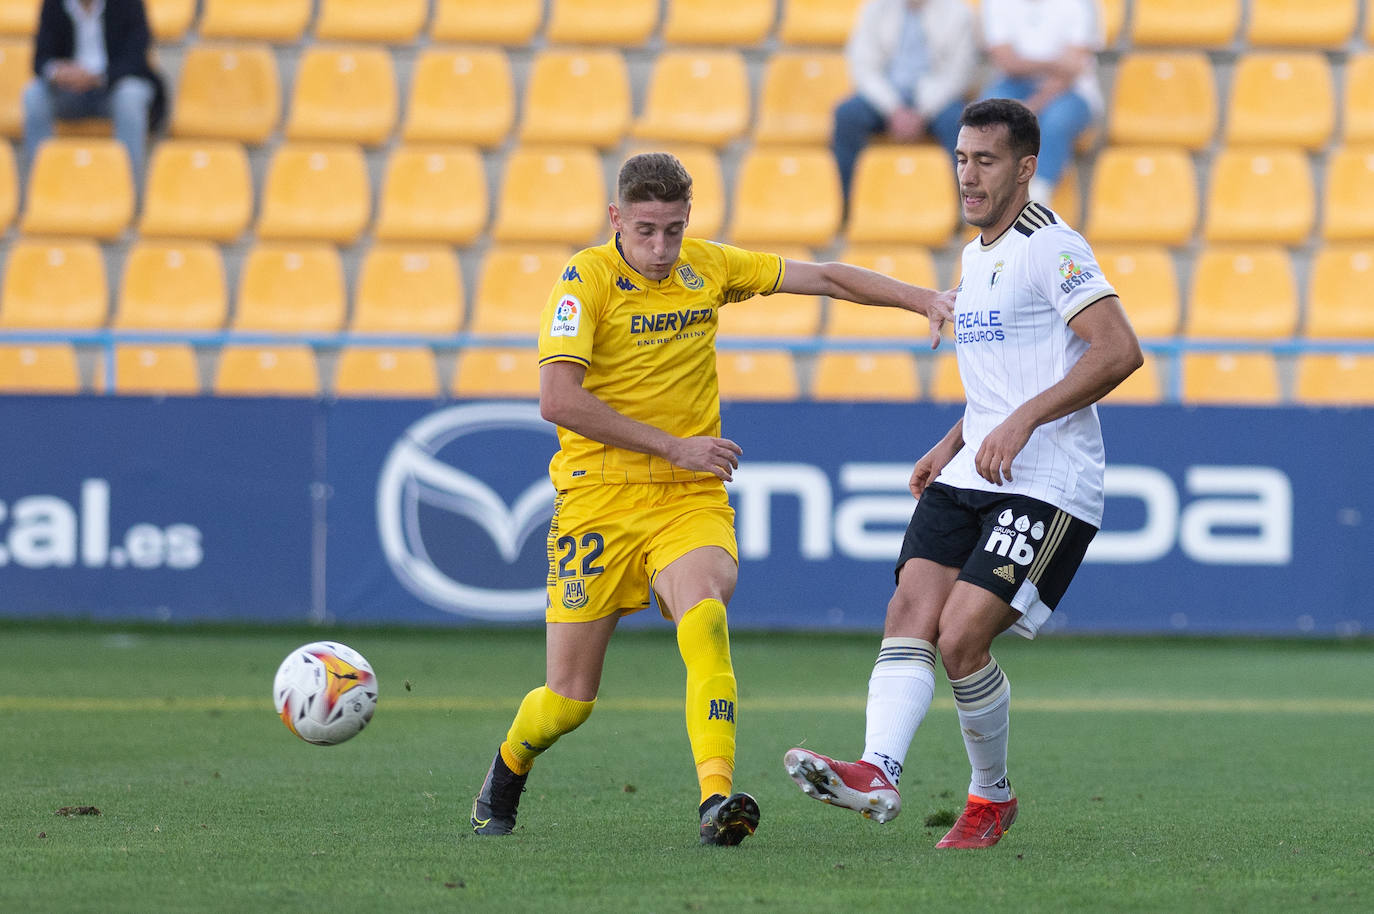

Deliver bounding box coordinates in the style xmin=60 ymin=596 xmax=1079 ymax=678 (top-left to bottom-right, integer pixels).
xmin=538 ymin=235 xmax=785 ymax=488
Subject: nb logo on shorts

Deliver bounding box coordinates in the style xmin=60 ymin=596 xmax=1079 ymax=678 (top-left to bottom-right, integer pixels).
xmin=984 ymin=510 xmax=1046 ymax=566
xmin=707 ymin=699 xmax=735 ymax=722
xmin=562 ymin=579 xmax=588 ymax=610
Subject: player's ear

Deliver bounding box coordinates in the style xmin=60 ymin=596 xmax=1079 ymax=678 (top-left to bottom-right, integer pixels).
xmin=1018 ymin=154 xmax=1038 ymax=186
xmin=608 ymin=202 xmax=622 ymax=232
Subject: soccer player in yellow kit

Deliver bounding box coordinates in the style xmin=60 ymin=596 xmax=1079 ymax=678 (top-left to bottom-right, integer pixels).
xmin=471 ymin=152 xmax=954 ymax=844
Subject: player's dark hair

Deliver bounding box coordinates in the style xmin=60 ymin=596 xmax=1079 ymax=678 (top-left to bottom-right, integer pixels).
xmin=959 ymin=98 xmax=1041 ymax=162
xmin=618 ymin=152 xmax=693 ymax=205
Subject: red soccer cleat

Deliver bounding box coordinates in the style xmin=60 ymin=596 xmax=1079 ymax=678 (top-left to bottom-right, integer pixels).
xmin=782 ymin=747 xmax=901 ymax=823
xmin=935 ymin=792 xmax=1018 ymax=848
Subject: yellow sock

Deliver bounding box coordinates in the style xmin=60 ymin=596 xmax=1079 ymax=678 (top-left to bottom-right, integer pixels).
xmin=676 ymin=598 xmax=738 ymax=803
xmin=500 ymin=685 xmax=595 ymax=776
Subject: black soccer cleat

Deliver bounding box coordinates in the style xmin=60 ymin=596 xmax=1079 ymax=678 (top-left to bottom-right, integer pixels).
xmin=470 ymin=750 xmax=527 ymax=836
xmin=699 ymin=791 xmax=761 ymax=846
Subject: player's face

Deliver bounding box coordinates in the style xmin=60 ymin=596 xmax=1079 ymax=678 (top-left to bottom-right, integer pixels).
xmin=955 ymin=123 xmax=1034 ymax=235
xmin=610 ymin=198 xmax=691 ymax=281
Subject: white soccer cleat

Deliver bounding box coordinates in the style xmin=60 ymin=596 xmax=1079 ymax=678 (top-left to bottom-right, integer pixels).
xmin=782 ymin=747 xmax=901 ymax=824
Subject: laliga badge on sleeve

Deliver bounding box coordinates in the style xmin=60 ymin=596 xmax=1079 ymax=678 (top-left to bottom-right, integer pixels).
xmin=550 ymin=295 xmax=581 ymax=336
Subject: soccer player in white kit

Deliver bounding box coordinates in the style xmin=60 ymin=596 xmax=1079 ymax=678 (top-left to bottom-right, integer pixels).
xmin=785 ymin=98 xmax=1143 ymax=848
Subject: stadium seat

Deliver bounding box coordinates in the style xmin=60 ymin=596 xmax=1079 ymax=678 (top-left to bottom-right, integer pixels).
xmin=1294 ymin=354 xmax=1374 ymax=405
xmin=233 ymin=244 xmax=347 ymax=335
xmin=469 ymin=244 xmax=572 ymax=338
xmin=451 ymin=346 xmax=540 ymax=398
xmin=1346 ymin=55 xmax=1374 ymax=144
xmin=1093 ymin=245 xmax=1179 ymax=337
xmin=825 ymin=245 xmax=937 ymax=339
xmin=1051 ymin=162 xmax=1083 ymax=228
xmin=285 ymin=46 xmax=397 ymax=147
xmin=171 ymin=44 xmax=280 ymax=144
xmin=334 ymin=347 xmax=441 ymax=398
xmin=375 ymin=145 xmax=486 ymax=245
xmin=623 ymin=144 xmax=725 ymax=240
xmin=545 ymin=0 xmax=657 ymax=46
xmin=1184 ymin=246 xmax=1297 ymax=339
xmin=402 ymin=47 xmax=513 ymax=148
xmin=0 ymin=0 xmax=37 ymax=36
xmin=811 ymin=351 xmax=920 ymax=402
xmin=753 ymin=51 xmax=849 ymax=145
xmin=0 ymin=344 xmax=80 ymax=394
xmin=0 ymin=239 xmax=106 ymax=329
xmin=0 ymin=38 xmax=30 ymax=137
xmin=200 ymin=0 xmax=309 ymax=41
xmin=716 ymin=350 xmax=800 ymax=401
xmin=1305 ymin=245 xmax=1374 ymax=338
xmin=1107 ymin=52 xmax=1217 ymax=150
xmin=146 ymin=0 xmax=194 ymax=40
xmin=93 ymin=344 xmax=200 ymax=396
xmin=430 ymin=0 xmax=543 ymax=44
xmin=777 ymin=0 xmax=865 ymax=47
xmin=633 ymin=50 xmax=750 ymax=147
xmin=847 ymin=145 xmax=958 ymax=246
xmin=138 ymin=141 xmax=253 ymax=242
xmin=213 ymin=345 xmax=320 ymax=397
xmin=0 ymin=140 xmax=15 ymax=230
xmin=351 ymin=244 xmax=465 ymax=336
xmin=663 ymin=0 xmax=775 ymax=45
xmin=1130 ymin=0 xmax=1239 ymax=47
xmin=1202 ymin=148 xmax=1314 ymax=245
xmin=1101 ymin=351 xmax=1164 ymax=405
xmin=114 ymin=241 xmax=228 ymax=331
xmin=519 ymin=49 xmax=631 ymax=149
xmin=491 ymin=147 xmax=605 ymax=245
xmin=1180 ymin=352 xmax=1281 ymax=405
xmin=1097 ymin=0 xmax=1126 ymax=47
xmin=929 ymin=354 xmax=964 ymax=402
xmin=315 ymin=0 xmax=427 ymax=42
xmin=727 ymin=146 xmax=842 ymax=247
xmin=1223 ymin=53 xmax=1333 ymax=150
xmin=1084 ymin=146 xmax=1197 ymax=245
xmin=1245 ymin=0 xmax=1356 ymax=47
xmin=1321 ymin=147 xmax=1374 ymax=242
xmin=20 ymin=138 xmax=132 ymax=239
xmin=257 ymin=143 xmax=371 ymax=244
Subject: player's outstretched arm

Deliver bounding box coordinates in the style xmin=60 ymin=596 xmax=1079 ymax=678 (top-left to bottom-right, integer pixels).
xmin=779 ymin=260 xmax=955 ymax=349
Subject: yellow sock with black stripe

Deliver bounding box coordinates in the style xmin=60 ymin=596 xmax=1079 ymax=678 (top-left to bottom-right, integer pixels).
xmin=499 ymin=685 xmax=596 ymax=776
xmin=676 ymin=598 xmax=737 ymax=803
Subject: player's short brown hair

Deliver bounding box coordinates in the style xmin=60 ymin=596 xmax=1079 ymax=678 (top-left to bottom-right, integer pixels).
xmin=617 ymin=152 xmax=693 ymax=205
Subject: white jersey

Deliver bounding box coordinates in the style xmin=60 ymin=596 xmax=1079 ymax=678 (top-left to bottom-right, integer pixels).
xmin=938 ymin=202 xmax=1116 ymax=526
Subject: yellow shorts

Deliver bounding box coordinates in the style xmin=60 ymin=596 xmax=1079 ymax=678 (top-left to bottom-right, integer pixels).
xmin=545 ymin=479 xmax=738 ymax=623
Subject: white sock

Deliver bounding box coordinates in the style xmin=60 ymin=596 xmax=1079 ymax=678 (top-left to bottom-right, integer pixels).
xmin=860 ymin=638 xmax=936 ymax=786
xmin=951 ymin=657 xmax=1013 ymax=802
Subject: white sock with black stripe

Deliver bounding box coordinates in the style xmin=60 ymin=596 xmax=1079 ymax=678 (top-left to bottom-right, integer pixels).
xmin=951 ymin=657 xmax=1013 ymax=802
xmin=859 ymin=637 xmax=936 ymax=786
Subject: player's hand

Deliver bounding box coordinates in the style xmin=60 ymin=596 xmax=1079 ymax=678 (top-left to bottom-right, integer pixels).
xmin=974 ymin=416 xmax=1034 ymax=485
xmin=672 ymin=435 xmax=743 ymax=481
xmin=928 ymin=288 xmax=956 ymax=350
xmin=909 ymin=457 xmax=938 ymax=498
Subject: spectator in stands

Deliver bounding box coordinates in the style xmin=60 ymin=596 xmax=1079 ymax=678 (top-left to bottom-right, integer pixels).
xmin=831 ymin=0 xmax=978 ymax=212
xmin=21 ymin=0 xmax=167 ymax=198
xmin=978 ymin=0 xmax=1104 ymax=203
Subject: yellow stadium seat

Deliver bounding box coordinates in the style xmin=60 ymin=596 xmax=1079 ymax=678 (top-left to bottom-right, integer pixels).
xmin=545 ymin=0 xmax=657 ymax=46
xmin=1224 ymin=53 xmax=1333 ymax=150
xmin=285 ymin=46 xmax=397 ymax=146
xmin=200 ymin=0 xmax=310 ymax=42
xmin=812 ymin=351 xmax=920 ymax=401
xmin=1305 ymin=244 xmax=1374 ymax=338
xmin=727 ymin=146 xmax=842 ymax=247
xmin=171 ymin=44 xmax=280 ymax=145
xmin=375 ymin=145 xmax=486 ymax=245
xmin=519 ymin=49 xmax=631 ymax=149
xmin=825 ymin=245 xmax=936 ymax=340
xmin=1084 ymin=146 xmax=1197 ymax=246
xmin=1180 ymin=352 xmax=1280 ymax=405
xmin=257 ymin=143 xmax=371 ymax=244
xmin=334 ymin=347 xmax=440 ymax=399
xmin=352 ymin=244 xmax=464 ymax=336
xmin=452 ymin=346 xmax=540 ymax=398
xmin=1294 ymin=354 xmax=1374 ymax=405
xmin=847 ymin=145 xmax=957 ymax=246
xmin=0 ymin=239 xmax=106 ymax=329
xmin=430 ymin=0 xmax=543 ymax=44
xmin=491 ymin=147 xmax=605 ymax=245
xmin=469 ymin=244 xmax=572 ymax=338
xmin=930 ymin=354 xmax=964 ymax=402
xmin=1321 ymin=147 xmax=1374 ymax=242
xmin=94 ymin=344 xmax=200 ymax=396
xmin=138 ymin=141 xmax=252 ymax=242
xmin=1202 ymin=147 xmax=1314 ymax=245
xmin=213 ymin=345 xmax=320 ymax=397
xmin=1245 ymin=0 xmax=1356 ymax=47
xmin=633 ymin=50 xmax=750 ymax=147
xmin=0 ymin=344 xmax=80 ymax=394
xmin=777 ymin=0 xmax=864 ymax=46
xmin=0 ymin=38 xmax=31 ymax=137
xmin=402 ymin=47 xmax=513 ymax=148
xmin=233 ymin=244 xmax=346 ymax=335
xmin=1130 ymin=0 xmax=1239 ymax=47
xmin=717 ymin=288 xmax=822 ymax=340
xmin=716 ymin=350 xmax=800 ymax=401
xmin=622 ymin=144 xmax=725 ymax=240
xmin=1097 ymin=0 xmax=1126 ymax=47
xmin=1185 ymin=246 xmax=1297 ymax=339
xmin=663 ymin=0 xmax=776 ymax=46
xmin=1094 ymin=245 xmax=1179 ymax=337
xmin=1101 ymin=351 xmax=1164 ymax=405
xmin=1344 ymin=54 xmax=1374 ymax=145
xmin=0 ymin=140 xmax=15 ymax=230
xmin=146 ymin=0 xmax=195 ymax=41
xmin=20 ymin=138 xmax=132 ymax=238
xmin=754 ymin=52 xmax=849 ymax=145
xmin=114 ymin=241 xmax=227 ymax=331
xmin=315 ymin=0 xmax=427 ymax=42
xmin=0 ymin=1 xmax=37 ymax=36
xmin=1107 ymin=52 xmax=1216 ymax=150
xmin=1050 ymin=162 xmax=1083 ymax=228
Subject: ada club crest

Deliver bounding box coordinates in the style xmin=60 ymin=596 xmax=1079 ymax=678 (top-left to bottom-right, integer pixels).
xmin=675 ymin=264 xmax=704 ymax=289
xmin=562 ymin=579 xmax=588 ymax=610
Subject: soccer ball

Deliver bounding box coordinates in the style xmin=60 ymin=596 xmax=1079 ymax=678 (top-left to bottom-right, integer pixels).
xmin=273 ymin=641 xmax=378 ymax=745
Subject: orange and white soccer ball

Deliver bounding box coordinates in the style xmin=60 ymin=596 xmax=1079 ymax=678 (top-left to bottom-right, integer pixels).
xmin=273 ymin=641 xmax=378 ymax=745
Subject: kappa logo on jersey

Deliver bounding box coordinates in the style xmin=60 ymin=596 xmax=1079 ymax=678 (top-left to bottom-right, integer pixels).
xmin=550 ymin=295 xmax=581 ymax=337
xmin=984 ymin=509 xmax=1047 ymax=566
xmin=708 ymin=699 xmax=735 ymax=722
xmin=990 ymin=260 xmax=1005 ymax=288
xmin=676 ymin=264 xmax=704 ymax=289
xmin=562 ymin=579 xmax=588 ymax=609
xmin=562 ymin=266 xmax=582 ymax=282
xmin=615 ymin=276 xmax=639 ymax=292
xmin=1057 ymin=253 xmax=1095 ymax=294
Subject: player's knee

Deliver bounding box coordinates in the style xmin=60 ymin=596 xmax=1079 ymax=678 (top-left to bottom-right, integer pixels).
xmin=937 ymin=632 xmax=991 ymax=681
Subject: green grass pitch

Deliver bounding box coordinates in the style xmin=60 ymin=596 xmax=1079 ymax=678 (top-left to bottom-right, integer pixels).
xmin=2 ymin=623 xmax=1371 ymax=913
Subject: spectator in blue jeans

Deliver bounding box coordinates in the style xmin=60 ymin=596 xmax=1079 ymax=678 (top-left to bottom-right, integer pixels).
xmin=831 ymin=0 xmax=978 ymax=213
